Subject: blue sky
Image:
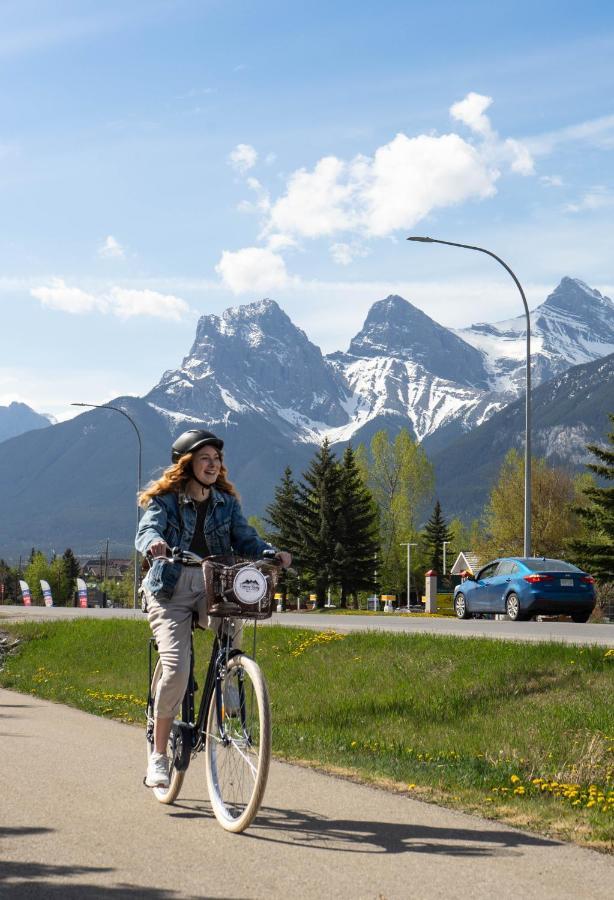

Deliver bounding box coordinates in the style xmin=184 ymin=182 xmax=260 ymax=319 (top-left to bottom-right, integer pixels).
xmin=1 ymin=0 xmax=613 ymax=419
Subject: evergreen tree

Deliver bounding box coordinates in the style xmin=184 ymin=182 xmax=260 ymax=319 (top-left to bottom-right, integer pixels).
xmin=333 ymin=446 xmax=379 ymax=607
xmin=422 ymin=500 xmax=453 ymax=574
xmin=264 ymin=467 xmax=301 ymax=607
xmin=295 ymin=440 xmax=341 ymax=608
xmin=570 ymin=414 xmax=614 ymax=580
xmin=62 ymin=548 xmax=81 ymax=605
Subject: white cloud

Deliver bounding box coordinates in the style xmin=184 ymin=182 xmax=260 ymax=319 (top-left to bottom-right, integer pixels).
xmin=228 ymin=143 xmax=257 ymax=174
xmin=30 ymin=279 xmax=191 ymax=320
xmin=528 ymin=113 xmax=614 ymax=156
xmin=215 ymin=247 xmax=291 ymax=294
xmin=540 ymin=175 xmax=564 ymax=187
xmin=98 ymin=234 xmax=125 ymax=259
xmin=566 ymin=186 xmax=614 ymax=213
xmin=330 ymin=242 xmax=368 ymax=266
xmin=450 ymin=92 xmax=494 ymax=137
xmin=108 ymin=287 xmax=190 ymax=320
xmin=30 ymin=278 xmax=102 ymax=314
xmin=221 ymin=92 xmax=536 ymax=284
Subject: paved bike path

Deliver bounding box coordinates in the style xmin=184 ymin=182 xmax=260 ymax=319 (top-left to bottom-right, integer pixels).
xmin=1 ymin=689 xmax=611 ymax=899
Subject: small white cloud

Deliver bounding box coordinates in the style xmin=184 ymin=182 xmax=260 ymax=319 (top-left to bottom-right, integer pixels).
xmin=504 ymin=138 xmax=535 ymax=176
xmin=108 ymin=287 xmax=190 ymax=320
xmin=266 ymin=233 xmax=297 ymax=251
xmin=228 ymin=143 xmax=257 ymax=174
xmin=216 ymin=247 xmax=291 ymax=294
xmin=540 ymin=175 xmax=564 ymax=187
xmin=265 ymin=152 xmax=277 ymax=165
xmin=330 ymin=242 xmax=368 ymax=266
xmin=98 ymin=234 xmax=125 ymax=259
xmin=450 ymin=92 xmax=494 ymax=137
xmin=30 ymin=279 xmax=190 ymax=320
xmin=30 ymin=278 xmax=103 ymax=314
xmin=566 ymin=186 xmax=614 ymax=213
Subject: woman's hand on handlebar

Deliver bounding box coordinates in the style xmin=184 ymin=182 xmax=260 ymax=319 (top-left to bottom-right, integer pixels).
xmin=148 ymin=539 xmax=169 ymax=559
xmin=275 ymin=551 xmax=292 ymax=569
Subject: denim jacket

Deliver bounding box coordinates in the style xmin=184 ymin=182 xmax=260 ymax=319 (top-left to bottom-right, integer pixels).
xmin=135 ymin=487 xmax=275 ymax=600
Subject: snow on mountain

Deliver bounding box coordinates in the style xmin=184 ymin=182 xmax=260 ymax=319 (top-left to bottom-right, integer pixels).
xmin=457 ymin=277 xmax=614 ymax=394
xmin=145 ymin=298 xmax=350 ymax=440
xmin=144 ymin=278 xmax=613 ymax=452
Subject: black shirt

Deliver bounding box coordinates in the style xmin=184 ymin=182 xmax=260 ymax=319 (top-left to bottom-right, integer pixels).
xmin=188 ymin=498 xmax=210 ymax=558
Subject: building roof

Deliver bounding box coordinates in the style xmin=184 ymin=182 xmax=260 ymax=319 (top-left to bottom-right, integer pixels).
xmin=450 ymin=552 xmax=481 ymax=575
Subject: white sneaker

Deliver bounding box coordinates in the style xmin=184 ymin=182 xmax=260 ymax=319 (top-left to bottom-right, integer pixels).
xmin=146 ymin=751 xmax=170 ymax=788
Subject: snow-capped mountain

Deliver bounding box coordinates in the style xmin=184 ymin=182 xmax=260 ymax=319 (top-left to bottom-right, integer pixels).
xmin=457 ymin=277 xmax=614 ymax=394
xmin=146 ymin=299 xmax=350 ymax=441
xmin=1 ymin=276 xmax=612 ymax=557
xmin=144 ymin=279 xmax=613 ymax=450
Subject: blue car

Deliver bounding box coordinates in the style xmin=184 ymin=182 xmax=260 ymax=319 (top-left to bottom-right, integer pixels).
xmin=453 ymin=557 xmax=596 ymax=622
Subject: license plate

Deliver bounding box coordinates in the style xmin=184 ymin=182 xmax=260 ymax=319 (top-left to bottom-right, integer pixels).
xmin=560 ymin=578 xmax=573 ymax=587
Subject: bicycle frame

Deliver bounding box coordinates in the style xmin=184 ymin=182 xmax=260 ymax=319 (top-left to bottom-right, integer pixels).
xmin=147 ymin=618 xmax=252 ymax=772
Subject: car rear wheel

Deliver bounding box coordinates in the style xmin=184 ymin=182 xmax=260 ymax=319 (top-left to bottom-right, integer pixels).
xmin=505 ymin=593 xmax=525 ymax=621
xmin=571 ymin=611 xmax=591 ymax=623
xmin=454 ymin=593 xmax=471 ymax=619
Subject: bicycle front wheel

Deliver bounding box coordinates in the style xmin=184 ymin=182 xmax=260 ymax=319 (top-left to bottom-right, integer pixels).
xmin=205 ymin=653 xmax=271 ymax=833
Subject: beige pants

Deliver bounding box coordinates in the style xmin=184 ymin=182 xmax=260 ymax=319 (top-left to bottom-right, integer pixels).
xmin=146 ymin=566 xmax=242 ymax=719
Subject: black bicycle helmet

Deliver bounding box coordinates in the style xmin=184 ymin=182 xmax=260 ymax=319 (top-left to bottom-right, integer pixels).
xmin=171 ymin=429 xmax=224 ymax=463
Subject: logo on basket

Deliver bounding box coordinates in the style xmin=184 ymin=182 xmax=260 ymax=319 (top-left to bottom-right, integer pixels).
xmin=233 ymin=566 xmax=267 ymax=605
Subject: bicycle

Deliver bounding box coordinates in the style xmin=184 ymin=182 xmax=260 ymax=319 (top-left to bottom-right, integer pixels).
xmin=145 ymin=549 xmax=281 ymax=833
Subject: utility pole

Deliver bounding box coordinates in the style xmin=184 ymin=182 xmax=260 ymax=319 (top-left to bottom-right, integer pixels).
xmin=442 ymin=541 xmax=451 ymax=576
xmin=400 ymin=542 xmax=417 ymax=610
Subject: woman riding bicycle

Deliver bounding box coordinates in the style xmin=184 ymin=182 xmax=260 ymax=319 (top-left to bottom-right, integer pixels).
xmin=136 ymin=428 xmax=291 ymax=789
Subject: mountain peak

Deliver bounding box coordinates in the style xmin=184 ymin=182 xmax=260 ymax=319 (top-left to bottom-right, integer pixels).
xmin=347 ymin=294 xmax=489 ymax=389
xmin=542 ymin=277 xmax=613 ymax=315
xmin=222 ymin=297 xmax=283 ymax=322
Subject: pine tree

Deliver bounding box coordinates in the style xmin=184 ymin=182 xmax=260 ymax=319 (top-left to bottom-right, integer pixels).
xmin=61 ymin=548 xmax=81 ymax=605
xmin=264 ymin=467 xmax=301 ymax=607
xmin=422 ymin=500 xmax=453 ymax=574
xmin=295 ymin=440 xmax=341 ymax=608
xmin=570 ymin=414 xmax=614 ymax=580
xmin=333 ymin=447 xmax=379 ymax=607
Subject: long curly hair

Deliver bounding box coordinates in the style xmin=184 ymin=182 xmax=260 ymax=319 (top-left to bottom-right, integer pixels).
xmin=138 ymin=451 xmax=239 ymax=508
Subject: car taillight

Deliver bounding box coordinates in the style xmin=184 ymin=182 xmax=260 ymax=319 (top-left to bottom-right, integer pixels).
xmin=524 ymin=574 xmax=554 ymax=583
xmin=581 ymin=575 xmax=595 ymax=584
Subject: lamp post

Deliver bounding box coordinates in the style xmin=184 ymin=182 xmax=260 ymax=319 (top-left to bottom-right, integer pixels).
xmin=72 ymin=402 xmax=142 ymax=608
xmin=407 ymin=236 xmax=532 ymax=557
xmin=442 ymin=540 xmax=451 ymax=576
xmin=400 ymin=542 xmax=417 ymax=611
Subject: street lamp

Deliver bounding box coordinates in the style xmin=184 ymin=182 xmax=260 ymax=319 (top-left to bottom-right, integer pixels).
xmin=407 ymin=236 xmax=532 ymax=557
xmin=400 ymin=542 xmax=417 ymax=611
xmin=72 ymin=402 xmax=143 ymax=608
xmin=442 ymin=540 xmax=451 ymax=576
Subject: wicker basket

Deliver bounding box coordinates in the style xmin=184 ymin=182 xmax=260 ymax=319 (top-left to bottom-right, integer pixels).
xmin=203 ymin=555 xmax=280 ymax=620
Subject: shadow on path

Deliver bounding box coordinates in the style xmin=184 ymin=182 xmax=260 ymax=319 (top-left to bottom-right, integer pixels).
xmin=167 ymin=800 xmax=559 ymax=858
xmin=0 ymin=829 xmax=229 ymax=899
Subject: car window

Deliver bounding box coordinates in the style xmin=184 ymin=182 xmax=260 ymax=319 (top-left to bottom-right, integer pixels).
xmin=522 ymin=558 xmax=581 ymax=572
xmin=497 ymin=561 xmax=520 ymax=575
xmin=477 ymin=562 xmax=498 ymax=580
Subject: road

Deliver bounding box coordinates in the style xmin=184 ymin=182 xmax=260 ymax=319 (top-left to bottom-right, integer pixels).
xmin=1 ymin=604 xmax=612 ymax=646
xmin=0 ymin=688 xmax=612 ymax=899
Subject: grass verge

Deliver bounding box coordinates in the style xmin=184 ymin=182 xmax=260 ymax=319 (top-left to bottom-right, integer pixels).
xmin=1 ymin=619 xmax=612 ymax=852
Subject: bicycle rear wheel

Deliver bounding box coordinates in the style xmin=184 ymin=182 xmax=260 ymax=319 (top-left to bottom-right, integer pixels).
xmin=146 ymin=659 xmax=186 ymax=804
xmin=205 ymin=653 xmax=271 ymax=832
